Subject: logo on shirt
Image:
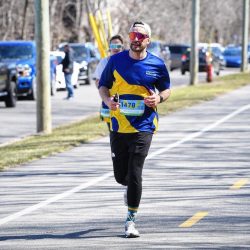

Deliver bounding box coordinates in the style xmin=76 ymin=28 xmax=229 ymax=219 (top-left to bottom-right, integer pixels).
xmin=146 ymin=71 xmax=157 ymax=78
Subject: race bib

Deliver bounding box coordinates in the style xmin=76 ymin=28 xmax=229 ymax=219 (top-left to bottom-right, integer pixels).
xmin=120 ymin=99 xmax=145 ymax=116
xmin=100 ymin=107 xmax=110 ymax=118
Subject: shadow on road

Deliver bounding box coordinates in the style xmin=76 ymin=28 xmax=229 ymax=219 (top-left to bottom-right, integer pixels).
xmin=0 ymin=228 xmax=111 ymax=241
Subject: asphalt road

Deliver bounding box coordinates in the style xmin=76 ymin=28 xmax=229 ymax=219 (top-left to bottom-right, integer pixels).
xmin=0 ymin=67 xmax=239 ymax=145
xmin=0 ymin=84 xmax=249 ymax=249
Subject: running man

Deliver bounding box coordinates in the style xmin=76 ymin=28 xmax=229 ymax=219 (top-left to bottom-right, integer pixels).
xmin=94 ymin=35 xmax=124 ymax=130
xmin=98 ymin=21 xmax=171 ymax=238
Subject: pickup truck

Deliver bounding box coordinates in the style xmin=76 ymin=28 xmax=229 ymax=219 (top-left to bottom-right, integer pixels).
xmin=0 ymin=62 xmax=18 ymax=107
xmin=0 ymin=40 xmax=56 ymax=100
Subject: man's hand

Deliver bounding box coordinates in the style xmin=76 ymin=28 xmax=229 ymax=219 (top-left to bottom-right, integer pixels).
xmin=144 ymin=90 xmax=160 ymax=108
xmin=106 ymin=95 xmax=120 ymax=111
xmin=99 ymin=86 xmax=119 ymax=110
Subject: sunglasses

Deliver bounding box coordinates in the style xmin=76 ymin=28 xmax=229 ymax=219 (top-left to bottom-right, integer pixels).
xmin=109 ymin=44 xmax=123 ymax=49
xmin=129 ymin=32 xmax=149 ymax=41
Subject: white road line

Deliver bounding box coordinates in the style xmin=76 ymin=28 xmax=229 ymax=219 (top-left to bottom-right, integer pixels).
xmin=0 ymin=172 xmax=113 ymax=226
xmin=147 ymin=104 xmax=250 ymax=160
xmin=0 ymin=103 xmax=249 ymax=226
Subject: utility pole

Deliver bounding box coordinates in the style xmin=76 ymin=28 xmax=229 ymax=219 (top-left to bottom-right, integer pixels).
xmin=190 ymin=0 xmax=200 ymax=85
xmin=241 ymin=0 xmax=249 ymax=72
xmin=35 ymin=0 xmax=52 ymax=134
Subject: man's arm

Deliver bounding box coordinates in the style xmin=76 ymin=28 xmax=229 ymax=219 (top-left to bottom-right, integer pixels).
xmin=157 ymin=88 xmax=171 ymax=104
xmin=95 ymin=79 xmax=100 ymax=89
xmin=144 ymin=88 xmax=171 ymax=108
xmin=99 ymin=86 xmax=119 ymax=110
xmin=93 ymin=60 xmax=104 ymax=89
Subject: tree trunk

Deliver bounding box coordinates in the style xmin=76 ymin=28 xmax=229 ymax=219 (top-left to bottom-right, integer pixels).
xmin=21 ymin=0 xmax=29 ymax=39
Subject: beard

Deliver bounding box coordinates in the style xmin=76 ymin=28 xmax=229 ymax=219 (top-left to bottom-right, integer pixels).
xmin=130 ymin=41 xmax=145 ymax=53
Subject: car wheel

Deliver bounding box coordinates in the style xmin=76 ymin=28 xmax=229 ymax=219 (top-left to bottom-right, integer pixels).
xmin=5 ymin=80 xmax=17 ymax=108
xmin=215 ymin=63 xmax=220 ymax=76
xmin=86 ymin=66 xmax=94 ymax=85
xmin=51 ymin=73 xmax=56 ymax=96
xmin=74 ymin=82 xmax=79 ymax=89
xmin=28 ymin=77 xmax=37 ymax=100
xmin=85 ymin=78 xmax=90 ymax=85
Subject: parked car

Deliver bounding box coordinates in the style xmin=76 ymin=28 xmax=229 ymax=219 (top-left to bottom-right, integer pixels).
xmin=85 ymin=42 xmax=101 ymax=60
xmin=147 ymin=41 xmax=171 ymax=71
xmin=0 ymin=41 xmax=56 ymax=99
xmin=181 ymin=46 xmax=220 ymax=75
xmin=50 ymin=51 xmax=80 ymax=90
xmin=59 ymin=43 xmax=99 ymax=85
xmin=167 ymin=44 xmax=190 ymax=70
xmin=223 ymin=46 xmax=243 ymax=67
xmin=0 ymin=62 xmax=18 ymax=107
xmin=49 ymin=54 xmax=57 ymax=96
xmin=210 ymin=43 xmax=226 ymax=70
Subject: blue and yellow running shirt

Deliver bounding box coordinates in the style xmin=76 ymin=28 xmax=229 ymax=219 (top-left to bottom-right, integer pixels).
xmin=98 ymin=50 xmax=170 ymax=133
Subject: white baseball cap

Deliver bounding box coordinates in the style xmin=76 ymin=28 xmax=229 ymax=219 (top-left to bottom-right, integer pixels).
xmin=129 ymin=21 xmax=151 ymax=38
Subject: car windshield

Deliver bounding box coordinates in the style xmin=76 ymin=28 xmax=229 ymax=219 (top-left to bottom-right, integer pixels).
xmin=184 ymin=48 xmax=207 ymax=59
xmin=0 ymin=44 xmax=33 ymax=60
xmin=224 ymin=49 xmax=241 ymax=56
xmin=56 ymin=56 xmax=63 ymax=64
xmin=147 ymin=42 xmax=160 ymax=53
xmin=211 ymin=47 xmax=222 ymax=55
xmin=169 ymin=46 xmax=189 ymax=54
xmin=70 ymin=46 xmax=88 ymax=60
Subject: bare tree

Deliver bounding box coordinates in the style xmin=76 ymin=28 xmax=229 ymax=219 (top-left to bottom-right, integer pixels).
xmin=21 ymin=0 xmax=29 ymax=39
xmin=0 ymin=0 xmax=247 ymax=48
xmin=2 ymin=0 xmax=15 ymax=40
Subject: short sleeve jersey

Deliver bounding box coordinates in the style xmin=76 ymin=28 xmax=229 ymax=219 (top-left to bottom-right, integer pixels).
xmin=93 ymin=57 xmax=110 ymax=122
xmin=99 ymin=50 xmax=170 ymax=133
xmin=93 ymin=57 xmax=109 ymax=80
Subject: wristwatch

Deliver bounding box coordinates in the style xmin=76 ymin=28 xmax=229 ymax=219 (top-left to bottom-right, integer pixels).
xmin=158 ymin=94 xmax=164 ymax=103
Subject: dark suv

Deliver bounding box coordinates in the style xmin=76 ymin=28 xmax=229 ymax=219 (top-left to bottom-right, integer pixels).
xmin=0 ymin=63 xmax=18 ymax=107
xmin=147 ymin=41 xmax=171 ymax=71
xmin=59 ymin=43 xmax=100 ymax=85
xmin=167 ymin=44 xmax=190 ymax=70
xmin=181 ymin=47 xmax=220 ymax=76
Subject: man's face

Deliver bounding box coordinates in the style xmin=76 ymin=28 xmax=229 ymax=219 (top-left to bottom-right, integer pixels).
xmin=64 ymin=45 xmax=69 ymax=52
xmin=129 ymin=26 xmax=150 ymax=53
xmin=109 ymin=39 xmax=123 ymax=55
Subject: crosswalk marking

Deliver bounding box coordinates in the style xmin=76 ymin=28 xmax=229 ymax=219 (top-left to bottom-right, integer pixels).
xmin=179 ymin=211 xmax=208 ymax=228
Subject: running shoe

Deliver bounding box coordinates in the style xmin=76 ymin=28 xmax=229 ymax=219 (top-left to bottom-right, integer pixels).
xmin=125 ymin=221 xmax=140 ymax=238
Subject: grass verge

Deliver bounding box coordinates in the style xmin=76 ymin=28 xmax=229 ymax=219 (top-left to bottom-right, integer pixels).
xmin=0 ymin=72 xmax=250 ymax=170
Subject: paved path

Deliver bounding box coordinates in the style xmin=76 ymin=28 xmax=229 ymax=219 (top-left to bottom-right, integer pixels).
xmin=0 ymin=85 xmax=249 ymax=249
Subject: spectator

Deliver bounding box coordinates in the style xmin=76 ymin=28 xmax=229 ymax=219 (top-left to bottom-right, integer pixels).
xmin=61 ymin=44 xmax=74 ymax=99
xmin=93 ymin=35 xmax=124 ymax=130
